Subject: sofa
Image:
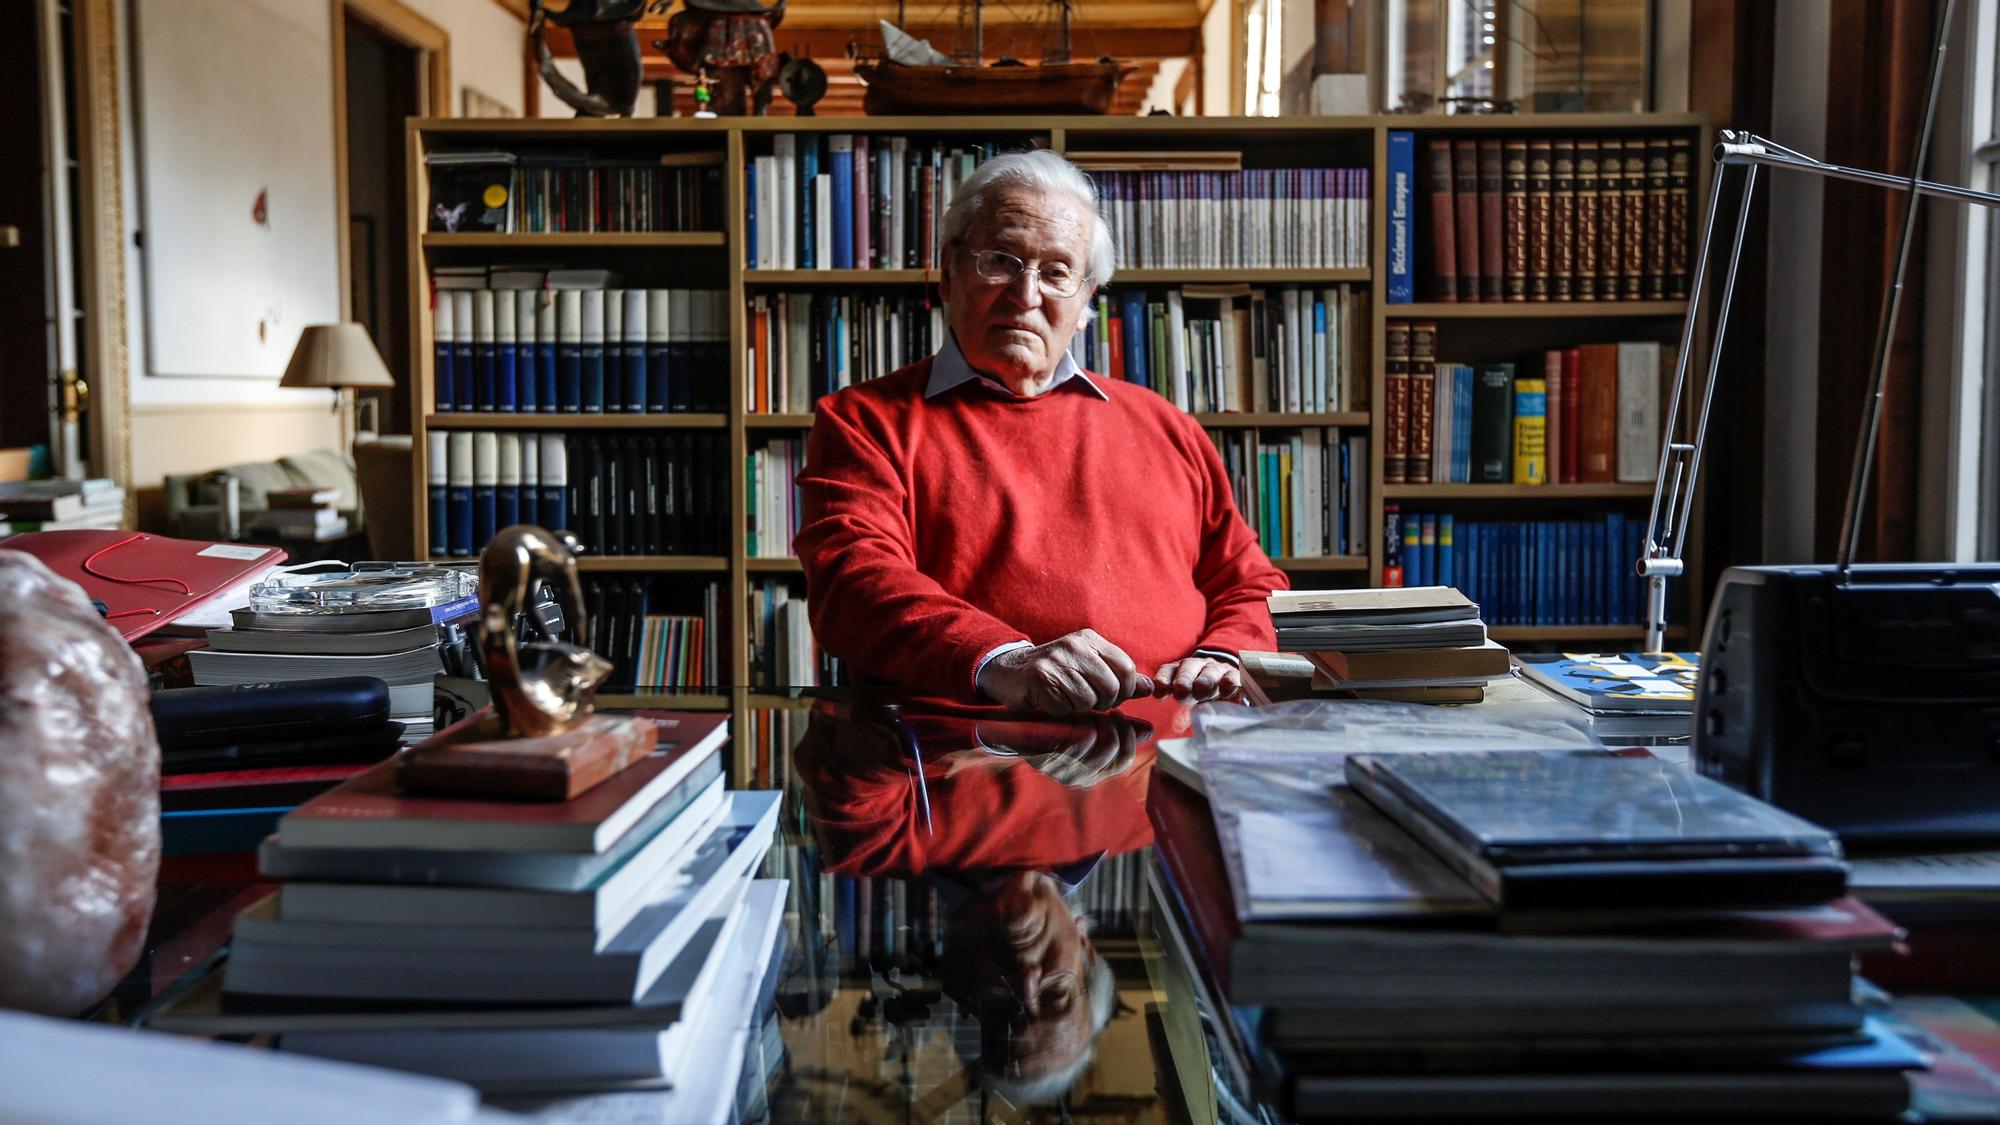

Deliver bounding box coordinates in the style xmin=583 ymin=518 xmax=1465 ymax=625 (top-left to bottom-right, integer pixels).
xmin=162 ymin=449 xmax=362 ymax=544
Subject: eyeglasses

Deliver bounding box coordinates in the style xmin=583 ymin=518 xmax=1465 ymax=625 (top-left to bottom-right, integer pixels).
xmin=967 ymin=248 xmax=1088 ymax=299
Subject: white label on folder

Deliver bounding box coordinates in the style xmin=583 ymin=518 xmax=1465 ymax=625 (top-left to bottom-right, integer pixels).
xmin=197 ymin=544 xmax=268 ymax=561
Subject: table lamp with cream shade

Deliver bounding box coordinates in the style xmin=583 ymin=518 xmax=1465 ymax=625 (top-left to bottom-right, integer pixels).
xmin=279 ymin=323 xmax=395 ymax=444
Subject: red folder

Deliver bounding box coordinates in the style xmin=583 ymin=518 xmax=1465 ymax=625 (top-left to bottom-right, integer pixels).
xmin=1 ymin=530 xmax=285 ymax=642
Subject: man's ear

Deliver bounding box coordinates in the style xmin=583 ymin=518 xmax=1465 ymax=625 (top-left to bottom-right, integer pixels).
xmin=937 ymin=245 xmax=956 ymax=305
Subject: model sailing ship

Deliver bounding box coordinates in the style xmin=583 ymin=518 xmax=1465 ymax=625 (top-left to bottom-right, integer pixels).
xmin=854 ymin=0 xmax=1129 ymax=116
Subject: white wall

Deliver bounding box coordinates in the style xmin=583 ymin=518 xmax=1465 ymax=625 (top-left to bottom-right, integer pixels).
xmin=1759 ymin=0 xmax=1829 ymax=563
xmin=402 ymin=0 xmax=527 ymax=116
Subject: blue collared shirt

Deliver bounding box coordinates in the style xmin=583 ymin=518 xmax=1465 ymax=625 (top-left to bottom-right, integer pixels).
xmin=924 ymin=330 xmax=1109 ymax=402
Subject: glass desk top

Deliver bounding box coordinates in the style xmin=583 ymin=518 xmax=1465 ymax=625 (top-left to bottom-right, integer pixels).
xmin=127 ymin=692 xmax=1215 ymax=1124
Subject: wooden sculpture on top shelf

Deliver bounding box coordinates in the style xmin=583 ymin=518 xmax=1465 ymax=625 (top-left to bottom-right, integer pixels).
xmin=396 ymin=526 xmax=657 ymax=801
xmin=657 ymin=0 xmax=785 ymax=116
xmin=852 ymin=0 xmax=1128 ymax=116
xmin=530 ymin=0 xmax=658 ymax=117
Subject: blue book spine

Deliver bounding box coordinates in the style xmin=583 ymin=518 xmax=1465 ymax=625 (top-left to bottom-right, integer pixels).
xmin=492 ymin=291 xmax=517 ymax=413
xmin=427 ymin=432 xmax=449 ymax=558
xmin=647 ymin=289 xmax=671 ymax=414
xmin=800 ymin=138 xmax=819 ymax=270
xmin=603 ymin=290 xmax=625 ymax=413
xmin=580 ymin=289 xmax=606 ymax=413
xmin=1606 ymin=511 xmax=1627 ymax=625
xmin=446 ymin=432 xmax=473 ymax=558
xmin=744 ymin=162 xmax=758 ymax=270
xmin=451 ymin=292 xmax=475 ymax=410
xmin=1438 ymin=513 xmax=1454 ymax=589
xmin=514 ymin=292 xmax=538 ymax=414
xmin=1383 ymin=504 xmax=1403 ymax=587
xmin=1120 ymin=291 xmax=1147 ymax=389
xmin=829 ymin=135 xmax=855 ymax=270
xmin=1459 ymin=520 xmax=1477 ymax=608
xmin=555 ymin=290 xmax=581 ymax=412
xmin=532 ymin=291 xmax=556 ymax=413
xmin=1386 ymin=131 xmax=1415 ymax=304
xmin=432 ymin=293 xmax=456 ymax=412
xmin=538 ymin=433 xmax=568 ymax=534
xmin=472 ymin=432 xmax=498 ymax=550
xmin=622 ymin=289 xmax=648 ymax=413
xmin=471 ymin=290 xmax=496 ymax=411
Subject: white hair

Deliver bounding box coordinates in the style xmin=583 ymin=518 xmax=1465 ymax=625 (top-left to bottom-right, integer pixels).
xmin=940 ymin=149 xmax=1118 ymax=295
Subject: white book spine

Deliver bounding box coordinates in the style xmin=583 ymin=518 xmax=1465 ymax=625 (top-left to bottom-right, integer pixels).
xmin=813 ymin=173 xmax=832 ymax=272
xmin=754 ymin=155 xmax=777 ymax=270
xmin=772 ymin=134 xmax=797 ymax=271
xmin=539 ymin=433 xmax=568 ymax=488
xmin=472 ymin=432 xmax=498 ymax=490
xmin=472 ymin=289 xmax=495 ymax=349
xmin=495 ymin=432 xmax=520 ymax=494
xmin=1617 ymin=341 xmax=1663 ymax=482
xmin=520 ymin=428 xmax=539 ymax=492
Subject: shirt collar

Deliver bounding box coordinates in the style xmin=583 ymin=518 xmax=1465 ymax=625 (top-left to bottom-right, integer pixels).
xmin=925 ymin=330 xmax=1108 ymax=402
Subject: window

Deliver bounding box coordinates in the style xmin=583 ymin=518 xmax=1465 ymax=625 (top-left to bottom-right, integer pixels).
xmin=1981 ymin=8 xmax=2000 ymax=556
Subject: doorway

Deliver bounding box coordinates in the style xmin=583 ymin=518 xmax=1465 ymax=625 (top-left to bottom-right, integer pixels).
xmin=342 ymin=11 xmax=421 ymax=437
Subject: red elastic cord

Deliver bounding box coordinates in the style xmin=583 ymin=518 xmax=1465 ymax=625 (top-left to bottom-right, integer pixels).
xmin=83 ymin=533 xmax=193 ymax=594
xmin=106 ymin=608 xmax=160 ymax=620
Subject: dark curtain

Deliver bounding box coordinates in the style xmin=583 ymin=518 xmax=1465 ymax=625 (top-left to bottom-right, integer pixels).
xmin=1815 ymin=0 xmax=1939 ymax=561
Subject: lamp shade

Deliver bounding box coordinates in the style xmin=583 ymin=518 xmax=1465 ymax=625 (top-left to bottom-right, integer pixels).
xmin=279 ymin=323 xmax=395 ymax=390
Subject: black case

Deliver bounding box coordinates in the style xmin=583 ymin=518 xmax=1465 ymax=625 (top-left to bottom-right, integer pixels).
xmin=1693 ymin=564 xmax=2000 ymax=843
xmin=151 ymin=677 xmax=393 ymax=752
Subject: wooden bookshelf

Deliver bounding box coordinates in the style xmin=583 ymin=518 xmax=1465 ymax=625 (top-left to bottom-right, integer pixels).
xmin=405 ymin=113 xmax=1709 ymax=781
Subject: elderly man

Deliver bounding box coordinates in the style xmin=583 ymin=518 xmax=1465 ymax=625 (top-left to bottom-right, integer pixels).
xmin=795 ymin=149 xmax=1287 ymax=715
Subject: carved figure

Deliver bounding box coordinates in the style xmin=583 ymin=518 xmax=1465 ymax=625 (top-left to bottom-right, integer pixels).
xmin=657 ymin=0 xmax=786 ymax=116
xmin=0 ymin=551 xmax=159 ymax=1016
xmin=477 ymin=525 xmax=612 ymax=739
xmin=531 ymin=0 xmax=654 ymax=117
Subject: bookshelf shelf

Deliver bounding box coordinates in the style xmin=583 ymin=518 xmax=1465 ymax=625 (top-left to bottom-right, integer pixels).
xmin=425 ymin=413 xmax=729 ymax=430
xmin=1383 ymin=483 xmax=1657 ymax=500
xmin=1199 ymin=411 xmax=1370 ymax=428
xmin=1274 ymin=555 xmax=1370 ymax=571
xmin=744 ymin=413 xmax=816 ymax=429
xmin=745 ymin=692 xmax=817 ymax=709
xmin=1393 ymin=301 xmax=1686 ymax=319
xmin=745 ymin=269 xmax=931 ymax=284
xmin=577 ymin=556 xmax=730 ymax=572
xmin=422 ymin=232 xmax=726 ymax=249
xmin=745 ymin=557 xmax=804 ymax=573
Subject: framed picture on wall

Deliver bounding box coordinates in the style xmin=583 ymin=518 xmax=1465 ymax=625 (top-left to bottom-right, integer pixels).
xmin=463 ymin=87 xmax=519 ymax=118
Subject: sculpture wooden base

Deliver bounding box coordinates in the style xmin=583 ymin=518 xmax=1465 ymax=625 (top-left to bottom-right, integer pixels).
xmin=396 ymin=707 xmax=659 ymax=801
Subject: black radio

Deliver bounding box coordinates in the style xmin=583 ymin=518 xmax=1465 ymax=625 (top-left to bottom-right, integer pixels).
xmin=1692 ymin=563 xmax=2000 ymax=844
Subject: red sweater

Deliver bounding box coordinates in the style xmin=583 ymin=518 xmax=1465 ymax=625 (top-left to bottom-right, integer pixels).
xmin=796 ymin=357 xmax=1288 ymax=699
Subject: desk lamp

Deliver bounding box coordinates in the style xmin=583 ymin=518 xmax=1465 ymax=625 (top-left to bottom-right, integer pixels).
xmin=280 ymin=323 xmax=395 ymax=442
xmin=1649 ymin=0 xmax=2000 ymax=842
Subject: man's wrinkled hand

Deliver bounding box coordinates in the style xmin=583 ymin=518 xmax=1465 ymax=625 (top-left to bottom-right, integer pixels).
xmin=977 ymin=629 xmax=1154 ymax=716
xmin=1152 ymin=656 xmax=1244 ymax=704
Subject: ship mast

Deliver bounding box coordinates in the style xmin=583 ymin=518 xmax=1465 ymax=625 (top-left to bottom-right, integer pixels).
xmin=1049 ymin=0 xmax=1072 ymax=63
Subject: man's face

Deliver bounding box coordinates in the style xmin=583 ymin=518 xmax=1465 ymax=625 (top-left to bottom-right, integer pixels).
xmin=944 ymin=871 xmax=1096 ymax=1084
xmin=939 ymin=185 xmax=1095 ymax=393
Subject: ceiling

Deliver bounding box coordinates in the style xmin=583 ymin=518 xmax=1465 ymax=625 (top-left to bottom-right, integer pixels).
xmin=537 ymin=0 xmax=1204 ymax=117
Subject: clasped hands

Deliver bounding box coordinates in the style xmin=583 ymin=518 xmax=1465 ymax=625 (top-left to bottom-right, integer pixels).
xmin=977 ymin=628 xmax=1243 ymax=716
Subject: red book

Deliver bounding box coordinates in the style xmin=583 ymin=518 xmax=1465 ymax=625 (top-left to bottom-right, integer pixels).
xmin=1576 ymin=343 xmax=1620 ymax=483
xmin=0 ymin=530 xmax=285 ymax=642
xmin=281 ymin=710 xmax=729 ymax=853
xmin=1527 ymin=139 xmax=1553 ymax=302
xmin=1423 ymin=139 xmax=1458 ymax=302
xmin=1383 ymin=321 xmax=1412 ymax=484
xmin=1543 ymin=349 xmax=1565 ymax=484
xmin=1621 ymin=140 xmax=1648 ymax=301
xmin=1108 ymin=313 xmax=1126 ymax=380
xmin=1502 ymin=139 xmax=1530 ymax=302
xmin=1644 ymin=137 xmax=1672 ymax=300
xmin=1598 ymin=139 xmax=1625 ymax=301
xmin=1477 ymin=140 xmax=1505 ymax=301
xmin=1550 ymin=140 xmax=1576 ymax=301
xmin=1452 ymin=139 xmax=1481 ymax=302
xmin=1406 ymin=322 xmax=1438 ymax=484
xmin=1575 ymin=140 xmax=1602 ymax=301
xmin=1146 ymin=773 xmax=1245 ymax=994
xmin=161 ymin=763 xmax=376 ymax=813
xmin=1562 ymin=347 xmax=1583 ymax=483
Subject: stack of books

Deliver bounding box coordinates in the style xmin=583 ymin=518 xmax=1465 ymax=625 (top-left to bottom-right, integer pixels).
xmin=222 ymin=711 xmax=789 ymax=1102
xmin=1514 ymin=651 xmax=1698 ymax=746
xmin=1251 ymin=586 xmax=1506 ymax=704
xmin=0 ymin=477 xmax=125 ymax=533
xmin=1148 ymin=728 xmax=1923 ymax=1122
xmin=190 ymin=572 xmax=482 ymax=740
xmin=250 ymin=487 xmax=347 ymax=543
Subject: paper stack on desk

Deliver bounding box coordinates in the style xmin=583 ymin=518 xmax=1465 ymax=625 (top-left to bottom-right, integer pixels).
xmin=1144 ymin=704 xmax=1924 ymax=1122
xmin=204 ymin=710 xmax=788 ymax=1096
xmin=1252 ymin=586 xmax=1508 ymax=704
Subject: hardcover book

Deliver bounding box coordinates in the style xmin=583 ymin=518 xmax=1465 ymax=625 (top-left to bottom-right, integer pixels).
xmin=1502 ymin=139 xmax=1531 ymax=301
xmin=1575 ymin=139 xmax=1602 ymax=300
xmin=1423 ymin=138 xmax=1457 ymax=302
xmin=1598 ymin=139 xmax=1624 ymax=301
xmin=1551 ymin=139 xmax=1576 ymax=301
xmin=1527 ymin=139 xmax=1553 ymax=301
xmin=1513 ymin=651 xmax=1699 ymax=713
xmin=1477 ymin=139 xmax=1504 ymax=301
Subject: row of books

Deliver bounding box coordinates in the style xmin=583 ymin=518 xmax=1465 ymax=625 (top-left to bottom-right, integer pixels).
xmin=581 ymin=577 xmax=722 ymax=691
xmin=1153 ymin=695 xmax=1914 ymax=1122
xmin=1387 ymin=322 xmax=1667 ymax=484
xmin=746 ymin=439 xmax=803 ymax=559
xmin=1385 ymin=131 xmax=1693 ymax=303
xmin=1254 ymin=586 xmax=1506 ymax=704
xmin=1214 ymin=429 xmax=1368 ymax=561
xmin=1072 ymin=284 xmax=1368 ymax=413
xmin=745 ymin=135 xmax=998 ymax=271
xmin=1384 ymin=507 xmax=1650 ymax=626
xmin=1087 ymin=167 xmax=1371 ymax=269
xmin=430 ymin=273 xmax=728 ymax=414
xmin=425 ymin=431 xmax=728 ymax=559
xmin=747 ymin=580 xmax=837 ymax=691
xmin=425 ymin=149 xmax=724 ymax=234
xmin=745 ymin=292 xmax=945 ymax=414
xmin=741 ymin=705 xmax=805 ymax=793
